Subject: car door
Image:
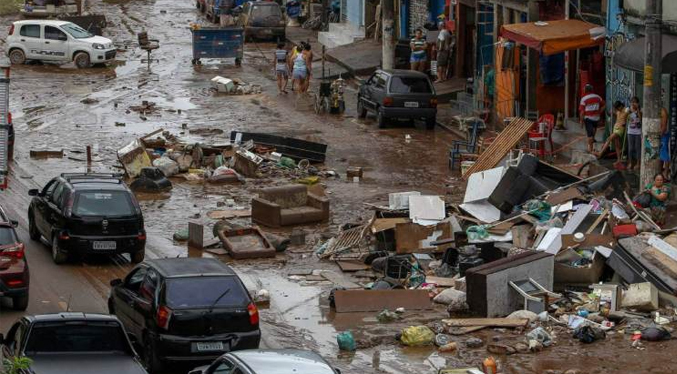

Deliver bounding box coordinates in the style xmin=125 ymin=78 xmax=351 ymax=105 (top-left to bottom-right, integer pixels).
xmin=45 ymin=181 xmax=66 ymax=243
xmin=371 ymin=72 xmax=388 ymax=109
xmin=18 ymin=24 xmax=43 ymax=60
xmin=43 ymin=26 xmax=69 ymax=61
xmin=34 ymin=180 xmax=57 ymax=237
xmin=113 ymin=266 xmax=148 ymax=336
xmin=361 ymin=74 xmax=378 ymax=110
xmin=134 ymin=268 xmax=160 ymax=334
xmin=1 ymin=321 xmax=26 ymax=361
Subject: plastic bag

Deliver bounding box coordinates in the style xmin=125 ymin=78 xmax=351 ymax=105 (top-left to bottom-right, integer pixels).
xmin=337 ymin=331 xmax=356 ymax=351
xmin=573 ymin=325 xmax=605 ymax=344
xmin=400 ymin=326 xmax=435 ymax=347
xmin=466 ymin=225 xmax=489 ymax=241
xmin=526 ymin=326 xmax=553 ymax=347
xmin=152 ymin=157 xmax=179 ymax=177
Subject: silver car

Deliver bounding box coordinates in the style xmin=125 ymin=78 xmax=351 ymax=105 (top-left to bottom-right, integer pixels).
xmin=188 ymin=349 xmax=340 ymax=374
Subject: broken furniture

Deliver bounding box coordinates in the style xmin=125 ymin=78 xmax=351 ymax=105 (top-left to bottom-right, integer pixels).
xmin=217 ymin=226 xmax=275 ymax=259
xmin=526 ymin=114 xmax=555 ymax=160
xmin=251 ymin=185 xmax=329 ymax=227
xmin=230 ymin=131 xmax=328 ymax=163
xmin=449 ymin=118 xmax=483 ymax=170
xmin=466 ymin=251 xmax=554 ymax=317
xmin=138 ymin=31 xmax=160 ymax=67
xmin=117 ymin=138 xmax=152 ymax=178
xmin=509 ymin=278 xmax=560 ymax=314
xmin=609 ymin=237 xmax=677 ymax=294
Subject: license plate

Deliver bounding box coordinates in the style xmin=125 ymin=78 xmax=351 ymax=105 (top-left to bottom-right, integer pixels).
xmin=92 ymin=241 xmax=116 ymax=250
xmin=196 ymin=342 xmax=224 ymax=352
xmin=405 ymin=102 xmax=419 ymax=108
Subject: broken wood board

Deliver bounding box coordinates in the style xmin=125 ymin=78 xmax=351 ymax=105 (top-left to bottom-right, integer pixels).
xmin=117 ymin=138 xmax=152 ymax=178
xmin=447 ymin=326 xmax=487 ymax=335
xmin=30 ymin=150 xmax=63 ymax=158
xmin=488 ymin=220 xmax=516 ymax=235
xmin=424 ymin=276 xmax=456 ymax=287
xmin=647 ymin=236 xmax=677 ymax=262
xmin=333 ymin=289 xmax=431 ymax=313
xmin=462 ymin=117 xmax=534 ymax=179
xmin=642 ymin=247 xmax=677 ymax=279
xmin=371 ymin=218 xmax=409 ymax=233
xmin=320 ymin=270 xmax=362 ymax=289
xmin=205 ymin=247 xmax=228 ymax=255
xmin=543 ymin=204 xmax=593 ymax=254
xmin=545 ymin=187 xmax=583 ymax=206
xmin=442 ymin=318 xmax=529 ymax=328
xmin=395 ymin=221 xmax=452 ymax=254
xmin=561 ymin=234 xmax=614 ymax=249
xmin=207 ymin=209 xmax=252 ymax=220
xmin=336 ymin=260 xmax=370 ymax=272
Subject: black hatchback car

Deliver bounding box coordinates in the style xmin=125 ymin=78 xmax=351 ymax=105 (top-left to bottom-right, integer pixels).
xmin=0 ymin=205 xmax=29 ymax=310
xmin=357 ymin=69 xmax=437 ymax=129
xmin=108 ymin=258 xmax=260 ymax=373
xmin=27 ymin=173 xmax=146 ymax=264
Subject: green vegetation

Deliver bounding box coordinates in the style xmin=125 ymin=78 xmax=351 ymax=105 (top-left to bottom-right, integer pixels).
xmin=2 ymin=357 xmax=33 ymax=374
xmin=0 ymin=0 xmax=22 ymax=16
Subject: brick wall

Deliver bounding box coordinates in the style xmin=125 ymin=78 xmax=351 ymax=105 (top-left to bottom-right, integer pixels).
xmin=409 ymin=0 xmax=429 ymax=35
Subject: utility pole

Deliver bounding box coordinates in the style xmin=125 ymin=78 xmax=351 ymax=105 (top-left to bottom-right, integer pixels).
xmin=640 ymin=0 xmax=663 ymax=186
xmin=382 ymin=0 xmax=395 ymax=70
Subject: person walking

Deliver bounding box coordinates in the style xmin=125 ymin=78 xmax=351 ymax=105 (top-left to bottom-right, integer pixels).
xmin=292 ymin=45 xmax=309 ymax=94
xmin=274 ymin=42 xmax=289 ymax=94
xmin=410 ymin=28 xmax=427 ymax=73
xmin=289 ymin=44 xmax=303 ymax=92
xmin=660 ymin=104 xmax=670 ymax=177
xmin=595 ymin=101 xmax=628 ymax=166
xmin=435 ymin=22 xmax=452 ymax=83
xmin=579 ymin=84 xmax=605 ymax=153
xmin=627 ymin=96 xmax=642 ymax=171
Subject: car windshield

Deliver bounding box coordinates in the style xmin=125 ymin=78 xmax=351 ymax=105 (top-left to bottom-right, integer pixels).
xmin=166 ymin=277 xmax=249 ymax=309
xmin=73 ymin=191 xmax=134 ymax=218
xmin=252 ymin=4 xmax=282 ymax=19
xmin=389 ymin=76 xmax=433 ymax=94
xmin=0 ymin=226 xmax=17 ymax=246
xmin=24 ymin=322 xmax=131 ymax=354
xmin=61 ymin=22 xmax=93 ymax=39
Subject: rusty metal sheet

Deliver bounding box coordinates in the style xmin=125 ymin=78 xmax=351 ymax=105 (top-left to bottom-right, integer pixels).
xmin=333 ymin=289 xmax=432 ymax=313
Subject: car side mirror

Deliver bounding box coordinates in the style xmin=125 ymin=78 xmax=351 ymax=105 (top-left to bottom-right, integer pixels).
xmin=110 ymin=278 xmax=123 ymax=287
xmin=10 ymin=220 xmax=18 ymax=228
xmin=28 ymin=189 xmax=39 ymax=196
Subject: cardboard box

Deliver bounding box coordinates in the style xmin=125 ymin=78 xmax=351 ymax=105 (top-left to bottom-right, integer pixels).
xmin=554 ymin=250 xmax=605 ymax=288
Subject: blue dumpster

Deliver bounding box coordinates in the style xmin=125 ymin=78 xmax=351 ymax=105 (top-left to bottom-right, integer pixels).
xmin=191 ymin=27 xmax=244 ymax=66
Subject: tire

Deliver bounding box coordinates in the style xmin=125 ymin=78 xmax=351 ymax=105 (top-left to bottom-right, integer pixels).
xmin=74 ymin=52 xmax=91 ymax=69
xmin=357 ymin=97 xmax=367 ymax=118
xmin=144 ymin=336 xmax=164 ymax=373
xmin=425 ymin=117 xmax=436 ymax=130
xmin=28 ymin=214 xmax=40 ymax=241
xmin=9 ymin=49 xmax=26 ymax=65
xmin=51 ymin=235 xmax=68 ymax=265
xmin=12 ymin=293 xmax=29 ymax=311
xmin=131 ymin=250 xmax=145 ymax=264
xmin=377 ymin=110 xmax=387 ymax=129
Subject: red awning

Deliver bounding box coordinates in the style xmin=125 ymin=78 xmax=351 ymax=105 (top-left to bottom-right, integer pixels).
xmin=501 ymin=19 xmax=605 ymax=55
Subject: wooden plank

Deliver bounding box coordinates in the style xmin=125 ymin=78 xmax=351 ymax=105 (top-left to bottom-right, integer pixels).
xmin=585 ymin=209 xmax=608 ymax=235
xmin=447 ymin=326 xmax=486 ymax=335
xmin=207 ymin=209 xmax=252 ymax=220
xmin=425 ymin=276 xmax=457 ymax=287
xmin=545 ymin=187 xmax=583 ymax=206
xmin=336 ymin=260 xmax=370 ymax=272
xmin=462 ymin=117 xmax=534 ymax=179
xmin=642 ymin=247 xmax=677 ymax=279
xmin=371 ymin=218 xmax=409 ymax=233
xmin=395 ymin=221 xmax=452 ymax=254
xmin=333 ymin=289 xmax=432 ymax=313
xmin=442 ymin=318 xmax=529 ymax=328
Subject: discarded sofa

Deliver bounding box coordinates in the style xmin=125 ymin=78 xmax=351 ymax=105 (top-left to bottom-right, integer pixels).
xmin=251 ymin=185 xmax=329 ymax=227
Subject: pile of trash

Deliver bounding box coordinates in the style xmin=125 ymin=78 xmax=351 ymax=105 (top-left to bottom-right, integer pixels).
xmin=319 ymin=152 xmax=677 ymax=366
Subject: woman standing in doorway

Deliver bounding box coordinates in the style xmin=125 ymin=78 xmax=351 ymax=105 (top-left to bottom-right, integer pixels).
xmin=627 ymin=97 xmax=642 ymax=171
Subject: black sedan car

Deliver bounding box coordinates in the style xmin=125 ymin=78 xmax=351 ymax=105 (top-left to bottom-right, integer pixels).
xmin=27 ymin=173 xmax=146 ymax=264
xmin=108 ymin=258 xmax=260 ymax=373
xmin=357 ymin=69 xmax=437 ymax=129
xmin=0 ymin=205 xmax=29 ymax=310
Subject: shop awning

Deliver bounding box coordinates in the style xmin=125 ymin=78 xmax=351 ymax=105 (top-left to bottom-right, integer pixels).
xmin=501 ymin=19 xmax=605 ymax=55
xmin=613 ymin=35 xmax=677 ymax=74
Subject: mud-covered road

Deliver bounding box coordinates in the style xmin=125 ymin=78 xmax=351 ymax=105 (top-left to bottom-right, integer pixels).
xmin=1 ymin=1 xmax=677 ymax=373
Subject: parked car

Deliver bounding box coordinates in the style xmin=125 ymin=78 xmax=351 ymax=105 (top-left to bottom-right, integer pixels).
xmin=27 ymin=173 xmax=146 ymax=265
xmin=188 ymin=349 xmax=340 ymax=374
xmin=236 ymin=1 xmax=286 ymax=41
xmin=357 ymin=69 xmax=438 ymax=129
xmin=5 ymin=20 xmax=117 ymax=68
xmin=0 ymin=313 xmax=147 ymax=374
xmin=108 ymin=258 xmax=261 ymax=373
xmin=0 ymin=205 xmax=29 ymax=311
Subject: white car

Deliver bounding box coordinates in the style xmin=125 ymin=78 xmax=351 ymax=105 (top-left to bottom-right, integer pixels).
xmin=5 ymin=20 xmax=117 ymax=68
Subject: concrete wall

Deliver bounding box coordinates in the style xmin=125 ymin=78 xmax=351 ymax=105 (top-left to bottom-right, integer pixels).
xmin=409 ymin=0 xmax=429 ymax=35
xmin=624 ymin=0 xmax=677 ymax=23
xmin=346 ymin=0 xmax=365 ymax=29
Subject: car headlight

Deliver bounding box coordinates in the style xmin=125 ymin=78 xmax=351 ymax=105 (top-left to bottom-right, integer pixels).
xmin=93 ymin=43 xmax=105 ymax=50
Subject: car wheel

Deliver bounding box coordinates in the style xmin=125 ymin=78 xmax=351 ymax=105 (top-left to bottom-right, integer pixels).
xmin=51 ymin=235 xmax=68 ymax=264
xmin=425 ymin=117 xmax=436 ymax=130
xmin=12 ymin=293 xmax=29 ymax=311
xmin=74 ymin=52 xmax=91 ymax=69
xmin=357 ymin=97 xmax=367 ymax=118
xmin=131 ymin=250 xmax=145 ymax=264
xmin=144 ymin=336 xmax=164 ymax=373
xmin=28 ymin=214 xmax=40 ymax=241
xmin=8 ymin=49 xmax=26 ymax=65
xmin=377 ymin=110 xmax=387 ymax=129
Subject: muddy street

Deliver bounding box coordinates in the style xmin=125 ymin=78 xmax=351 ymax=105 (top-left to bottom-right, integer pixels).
xmin=2 ymin=1 xmax=677 ymax=374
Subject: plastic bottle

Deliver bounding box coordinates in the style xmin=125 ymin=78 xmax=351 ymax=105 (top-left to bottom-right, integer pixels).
xmin=483 ymin=356 xmax=497 ymax=374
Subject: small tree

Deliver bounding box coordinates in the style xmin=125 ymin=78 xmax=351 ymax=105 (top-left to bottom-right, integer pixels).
xmin=2 ymin=357 xmax=32 ymax=374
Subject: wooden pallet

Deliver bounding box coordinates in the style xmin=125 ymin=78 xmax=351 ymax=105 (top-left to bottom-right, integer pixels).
xmin=461 ymin=117 xmax=534 ymax=179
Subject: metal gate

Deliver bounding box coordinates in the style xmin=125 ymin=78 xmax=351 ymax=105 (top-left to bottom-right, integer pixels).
xmin=0 ymin=60 xmax=10 ymax=189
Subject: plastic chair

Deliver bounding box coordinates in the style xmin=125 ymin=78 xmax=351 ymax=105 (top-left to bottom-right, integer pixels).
xmin=527 ymin=114 xmax=555 ymax=159
xmin=449 ymin=119 xmax=484 ymax=170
